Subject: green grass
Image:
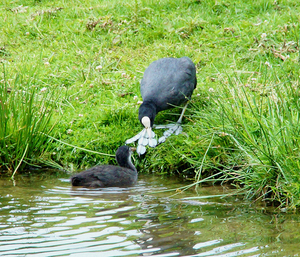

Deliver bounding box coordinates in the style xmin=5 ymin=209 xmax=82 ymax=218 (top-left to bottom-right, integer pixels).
xmin=0 ymin=61 xmax=57 ymax=176
xmin=1 ymin=0 xmax=300 ymax=208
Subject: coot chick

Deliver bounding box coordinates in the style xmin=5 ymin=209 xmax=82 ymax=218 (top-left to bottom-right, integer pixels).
xmin=126 ymin=57 xmax=197 ymax=155
xmin=71 ymin=145 xmax=137 ymax=187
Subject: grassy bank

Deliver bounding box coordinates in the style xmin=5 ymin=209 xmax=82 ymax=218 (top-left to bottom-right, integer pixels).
xmin=1 ymin=0 xmax=300 ymax=208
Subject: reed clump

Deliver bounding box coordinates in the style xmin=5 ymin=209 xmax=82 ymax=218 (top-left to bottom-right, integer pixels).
xmin=0 ymin=64 xmax=56 ymax=177
xmin=169 ymin=66 xmax=300 ymax=209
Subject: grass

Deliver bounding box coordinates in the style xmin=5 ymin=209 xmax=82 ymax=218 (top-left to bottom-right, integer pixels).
xmin=0 ymin=61 xmax=57 ymax=176
xmin=1 ymin=0 xmax=300 ymax=208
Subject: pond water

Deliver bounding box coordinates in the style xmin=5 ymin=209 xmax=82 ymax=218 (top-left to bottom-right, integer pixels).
xmin=0 ymin=173 xmax=299 ymax=256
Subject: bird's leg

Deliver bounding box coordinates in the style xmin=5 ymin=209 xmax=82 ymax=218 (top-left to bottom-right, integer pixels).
xmin=157 ymin=102 xmax=189 ymax=144
xmin=177 ymin=102 xmax=188 ymax=124
xmin=126 ymin=103 xmax=189 ymax=153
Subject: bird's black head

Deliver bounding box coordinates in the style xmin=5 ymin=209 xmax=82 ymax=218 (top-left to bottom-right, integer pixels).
xmin=116 ymin=145 xmax=130 ymax=163
xmin=138 ymin=101 xmax=156 ymax=127
xmin=115 ymin=145 xmax=135 ymax=169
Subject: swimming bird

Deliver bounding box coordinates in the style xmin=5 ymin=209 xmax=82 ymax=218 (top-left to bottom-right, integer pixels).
xmin=126 ymin=57 xmax=197 ymax=155
xmin=71 ymin=145 xmax=137 ymax=187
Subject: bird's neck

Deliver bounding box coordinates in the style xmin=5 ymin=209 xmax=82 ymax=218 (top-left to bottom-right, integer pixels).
xmin=117 ymin=153 xmax=137 ymax=171
xmin=126 ymin=156 xmax=137 ymax=172
xmin=138 ymin=101 xmax=156 ymax=126
xmin=120 ymin=154 xmax=136 ymax=171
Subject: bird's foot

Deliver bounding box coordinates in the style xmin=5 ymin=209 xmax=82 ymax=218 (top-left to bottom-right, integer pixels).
xmin=156 ymin=123 xmax=183 ymax=144
xmin=125 ymin=130 xmax=145 ymax=145
xmin=125 ymin=129 xmax=157 ymax=155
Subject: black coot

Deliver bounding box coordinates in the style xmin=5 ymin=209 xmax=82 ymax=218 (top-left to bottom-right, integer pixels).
xmin=126 ymin=57 xmax=197 ymax=155
xmin=71 ymin=145 xmax=137 ymax=187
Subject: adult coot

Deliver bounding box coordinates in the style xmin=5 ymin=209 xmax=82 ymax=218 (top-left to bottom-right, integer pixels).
xmin=71 ymin=145 xmax=137 ymax=187
xmin=126 ymin=57 xmax=197 ymax=155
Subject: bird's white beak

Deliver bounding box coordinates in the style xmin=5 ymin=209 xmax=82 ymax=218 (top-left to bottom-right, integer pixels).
xmin=141 ymin=116 xmax=157 ymax=148
xmin=141 ymin=116 xmax=152 ymax=138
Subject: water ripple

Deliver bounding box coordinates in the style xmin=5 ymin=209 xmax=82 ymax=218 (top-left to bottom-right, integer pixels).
xmin=0 ymin=175 xmax=299 ymax=256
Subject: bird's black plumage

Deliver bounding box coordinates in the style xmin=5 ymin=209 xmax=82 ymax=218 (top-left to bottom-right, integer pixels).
xmin=126 ymin=56 xmax=197 ymax=155
xmin=139 ymin=56 xmax=197 ymax=119
xmin=71 ymin=146 xmax=137 ymax=188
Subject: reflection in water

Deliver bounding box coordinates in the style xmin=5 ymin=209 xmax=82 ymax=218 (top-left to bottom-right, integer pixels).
xmin=0 ymin=174 xmax=300 ymax=256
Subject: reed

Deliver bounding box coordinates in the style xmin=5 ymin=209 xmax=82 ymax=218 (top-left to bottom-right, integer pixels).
xmin=188 ymin=64 xmax=300 ymax=208
xmin=0 ymin=63 xmax=56 ymax=177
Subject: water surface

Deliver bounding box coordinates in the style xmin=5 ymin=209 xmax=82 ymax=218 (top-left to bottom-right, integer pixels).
xmin=0 ymin=173 xmax=299 ymax=256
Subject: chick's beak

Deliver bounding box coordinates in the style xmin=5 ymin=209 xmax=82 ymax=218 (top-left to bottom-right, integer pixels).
xmin=130 ymin=147 xmax=137 ymax=152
